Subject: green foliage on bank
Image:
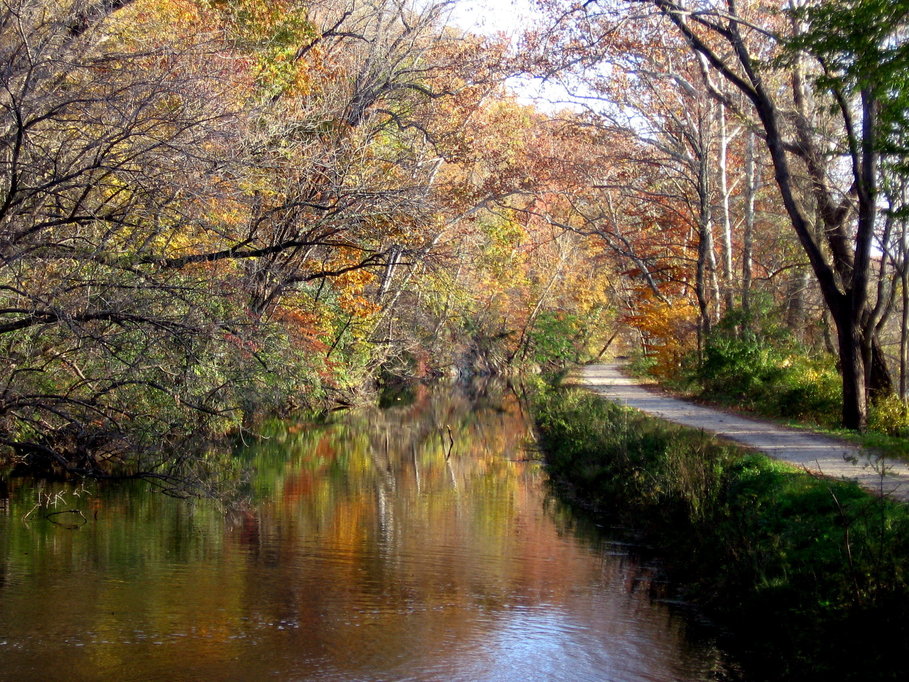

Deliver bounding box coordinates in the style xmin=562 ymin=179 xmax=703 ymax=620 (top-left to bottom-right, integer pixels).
xmin=699 ymin=332 xmax=841 ymax=424
xmin=676 ymin=307 xmax=844 ymax=425
xmin=531 ymin=384 xmax=909 ymax=681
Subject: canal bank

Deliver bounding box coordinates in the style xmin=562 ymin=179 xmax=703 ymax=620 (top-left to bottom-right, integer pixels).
xmin=531 ymin=380 xmax=909 ymax=681
xmin=579 ymin=363 xmax=909 ymax=500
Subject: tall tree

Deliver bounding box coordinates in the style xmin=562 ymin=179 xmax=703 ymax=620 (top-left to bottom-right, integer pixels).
xmin=622 ymin=0 xmax=907 ymax=428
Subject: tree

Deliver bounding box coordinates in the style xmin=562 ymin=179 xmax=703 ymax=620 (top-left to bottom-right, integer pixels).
xmin=0 ymin=0 xmax=507 ymax=479
xmin=0 ymin=0 xmax=245 ymax=478
xmin=615 ymin=0 xmax=907 ymax=428
xmin=522 ymin=2 xmax=777 ymax=357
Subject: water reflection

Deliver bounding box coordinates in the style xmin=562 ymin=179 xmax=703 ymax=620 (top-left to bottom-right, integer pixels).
xmin=0 ymin=382 xmax=728 ymax=680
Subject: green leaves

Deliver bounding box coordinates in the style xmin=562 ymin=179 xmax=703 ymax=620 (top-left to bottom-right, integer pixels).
xmin=789 ymin=0 xmax=909 ymax=89
xmin=787 ymin=0 xmax=909 ymax=152
xmin=532 ymin=382 xmax=909 ymax=680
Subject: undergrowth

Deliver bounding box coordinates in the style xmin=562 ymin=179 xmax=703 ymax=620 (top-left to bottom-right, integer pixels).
xmin=676 ymin=307 xmax=843 ymax=426
xmin=532 ymin=384 xmax=909 ymax=681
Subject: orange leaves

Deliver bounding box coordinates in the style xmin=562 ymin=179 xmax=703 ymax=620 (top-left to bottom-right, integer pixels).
xmin=274 ymin=308 xmax=328 ymax=354
xmin=334 ymin=267 xmax=381 ymax=320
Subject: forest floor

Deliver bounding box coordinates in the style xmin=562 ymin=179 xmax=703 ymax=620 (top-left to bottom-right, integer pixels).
xmin=576 ymin=363 xmax=909 ymax=502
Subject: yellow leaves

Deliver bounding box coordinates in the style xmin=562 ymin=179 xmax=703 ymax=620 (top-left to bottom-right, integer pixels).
xmin=568 ymin=274 xmax=611 ymax=314
xmin=625 ymin=290 xmax=698 ymax=378
xmin=338 ymin=293 xmax=381 ymax=319
xmin=478 ymin=219 xmax=530 ymax=292
xmin=203 ymin=0 xmax=318 ymax=98
xmin=106 ymin=0 xmax=210 ymax=48
xmin=300 ymin=251 xmax=380 ymax=320
xmin=335 ymin=272 xmax=380 ymax=319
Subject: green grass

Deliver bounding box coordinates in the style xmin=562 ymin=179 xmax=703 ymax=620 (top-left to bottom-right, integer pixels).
xmin=531 ymin=384 xmax=909 ymax=681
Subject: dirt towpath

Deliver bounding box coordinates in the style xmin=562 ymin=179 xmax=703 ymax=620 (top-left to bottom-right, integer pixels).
xmin=578 ymin=363 xmax=909 ymax=502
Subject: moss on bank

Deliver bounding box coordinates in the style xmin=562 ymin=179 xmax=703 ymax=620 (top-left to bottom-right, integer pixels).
xmin=531 ymin=384 xmax=909 ymax=681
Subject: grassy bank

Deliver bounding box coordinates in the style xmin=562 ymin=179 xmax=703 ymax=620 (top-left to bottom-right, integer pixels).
xmin=531 ymin=384 xmax=909 ymax=681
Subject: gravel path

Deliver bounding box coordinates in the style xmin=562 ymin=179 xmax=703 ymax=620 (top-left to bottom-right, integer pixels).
xmin=579 ymin=363 xmax=909 ymax=502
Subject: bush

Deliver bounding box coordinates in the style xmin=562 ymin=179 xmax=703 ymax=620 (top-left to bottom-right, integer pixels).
xmin=869 ymin=394 xmax=909 ymax=437
xmin=527 ymin=310 xmax=582 ymax=369
xmin=692 ymin=309 xmax=842 ymax=426
xmin=700 ymin=331 xmax=784 ymax=397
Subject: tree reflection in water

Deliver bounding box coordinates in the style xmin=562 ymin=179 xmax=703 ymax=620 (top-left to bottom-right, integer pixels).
xmin=0 ymin=382 xmax=731 ymax=680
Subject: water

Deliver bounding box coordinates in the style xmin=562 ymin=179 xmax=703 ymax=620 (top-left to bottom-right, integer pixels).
xmin=0 ymin=383 xmax=728 ymax=680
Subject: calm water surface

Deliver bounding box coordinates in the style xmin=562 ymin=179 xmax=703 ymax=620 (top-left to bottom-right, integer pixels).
xmin=0 ymin=383 xmax=728 ymax=680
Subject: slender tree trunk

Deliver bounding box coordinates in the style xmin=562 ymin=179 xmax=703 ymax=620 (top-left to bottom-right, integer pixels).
xmin=695 ymin=233 xmax=710 ymax=356
xmin=509 ymin=239 xmax=570 ymax=365
xmin=868 ymin=335 xmax=894 ymax=399
xmin=596 ymin=328 xmax=621 ymax=360
xmin=717 ymin=104 xmax=736 ymax=312
xmin=430 ymin=259 xmax=464 ymax=347
xmin=786 ymin=270 xmax=808 ymax=333
xmin=856 ymin=90 xmax=887 ymax=404
xmin=376 ymin=244 xmax=401 ymax=302
xmin=696 ymin=119 xmax=716 ymax=341
xmin=898 ymin=210 xmax=909 ymax=399
xmin=742 ymin=131 xmax=757 ymax=320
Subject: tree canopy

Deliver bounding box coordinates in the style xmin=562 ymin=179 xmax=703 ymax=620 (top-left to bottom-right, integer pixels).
xmin=2 ymin=0 xmax=908 ymax=483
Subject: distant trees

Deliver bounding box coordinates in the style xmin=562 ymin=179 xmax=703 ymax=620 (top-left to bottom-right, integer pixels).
xmin=527 ymin=0 xmax=909 ymax=429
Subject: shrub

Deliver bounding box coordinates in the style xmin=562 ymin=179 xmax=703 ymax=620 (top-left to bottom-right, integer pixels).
xmin=691 ymin=308 xmax=843 ymax=426
xmin=527 ymin=310 xmax=582 ymax=369
xmin=869 ymin=394 xmax=909 ymax=437
xmin=623 ymin=290 xmax=699 ymax=379
xmin=700 ymin=331 xmax=784 ymax=398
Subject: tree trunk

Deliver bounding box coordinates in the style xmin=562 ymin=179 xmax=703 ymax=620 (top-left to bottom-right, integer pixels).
xmin=833 ymin=306 xmax=868 ymax=424
xmin=742 ymin=131 xmax=757 ymax=320
xmin=785 ymin=269 xmax=808 ymax=333
xmin=695 ymin=232 xmax=711 ymax=354
xmin=717 ymin=103 xmax=736 ymax=312
xmin=376 ymin=245 xmax=402 ymax=302
xmin=902 ymin=268 xmax=908 ymax=400
xmin=650 ymin=0 xmax=887 ymax=428
xmin=868 ymin=334 xmax=893 ymax=399
xmin=750 ymin=79 xmax=868 ymax=429
xmin=696 ymin=121 xmax=716 ymax=341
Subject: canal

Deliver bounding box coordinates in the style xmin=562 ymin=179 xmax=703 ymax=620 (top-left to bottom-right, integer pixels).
xmin=0 ymin=382 xmax=728 ymax=680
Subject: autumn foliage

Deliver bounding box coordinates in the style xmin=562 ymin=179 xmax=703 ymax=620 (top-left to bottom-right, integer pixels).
xmin=0 ymin=1 xmax=623 ymax=479
xmin=6 ymin=0 xmax=900 ymax=478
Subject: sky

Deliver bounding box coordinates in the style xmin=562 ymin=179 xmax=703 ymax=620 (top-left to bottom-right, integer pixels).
xmin=445 ymin=0 xmax=535 ymax=38
xmin=441 ymin=0 xmax=583 ymax=109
